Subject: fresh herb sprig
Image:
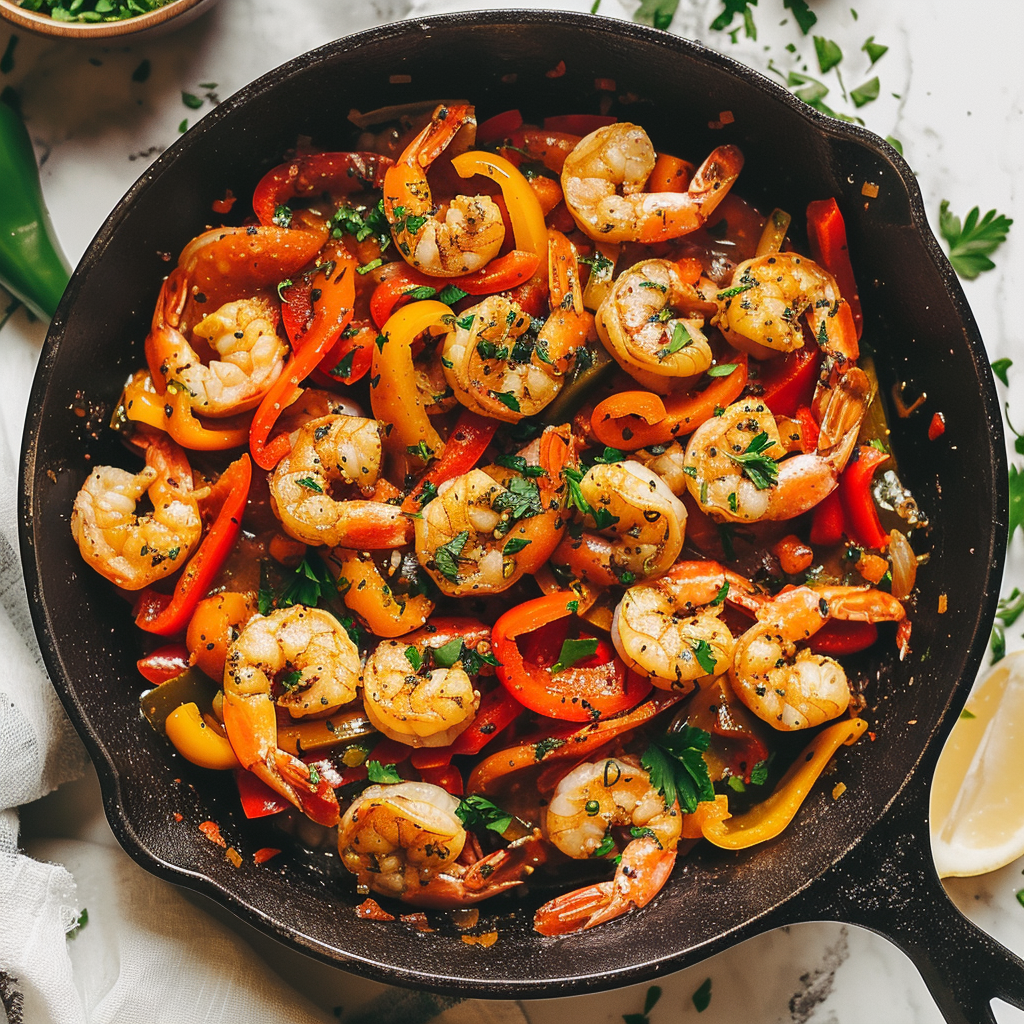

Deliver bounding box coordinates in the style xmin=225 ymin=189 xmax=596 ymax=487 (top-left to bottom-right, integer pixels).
xmin=939 ymin=201 xmax=1013 ymax=280
xmin=641 ymin=726 xmax=714 ymax=814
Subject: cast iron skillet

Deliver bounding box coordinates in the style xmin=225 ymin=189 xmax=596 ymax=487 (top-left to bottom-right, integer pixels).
xmin=18 ymin=11 xmax=1024 ymax=1021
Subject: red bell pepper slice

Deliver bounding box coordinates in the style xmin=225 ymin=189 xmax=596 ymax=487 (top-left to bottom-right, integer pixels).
xmin=252 ymin=151 xmax=392 ymax=227
xmin=339 ymin=737 xmax=413 ymax=787
xmin=136 ymin=643 xmax=190 ymax=684
xmin=250 ymin=249 xmax=357 ymax=470
xmin=794 ymin=404 xmax=819 ymax=452
xmin=808 ymin=620 xmax=879 ymax=655
xmin=758 ymin=346 xmax=821 ymax=419
xmin=837 ymin=445 xmax=889 ymax=550
xmin=368 ymin=251 xmax=541 ymax=329
xmin=418 ymin=764 xmax=464 ymax=795
xmin=477 ymin=109 xmax=524 ymax=144
xmin=806 ymin=198 xmax=863 ymax=340
xmin=402 ymin=409 xmax=498 ymax=512
xmin=542 ymin=114 xmax=617 ymax=135
xmin=135 ymin=454 xmax=252 ymax=637
xmin=234 ymin=767 xmax=290 ymax=819
xmin=809 ymin=488 xmax=846 ymax=546
xmin=491 ymin=593 xmax=652 ymax=722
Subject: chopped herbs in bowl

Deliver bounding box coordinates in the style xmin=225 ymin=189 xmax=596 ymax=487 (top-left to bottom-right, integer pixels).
xmin=15 ymin=0 xmax=173 ymax=23
xmin=0 ymin=0 xmax=217 ymax=37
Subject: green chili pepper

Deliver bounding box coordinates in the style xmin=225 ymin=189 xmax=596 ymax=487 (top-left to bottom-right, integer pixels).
xmin=0 ymin=94 xmax=71 ymax=319
xmin=540 ymin=344 xmax=614 ymax=425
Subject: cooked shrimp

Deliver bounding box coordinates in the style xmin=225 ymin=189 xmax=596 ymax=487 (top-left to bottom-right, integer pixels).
xmin=561 ymin=123 xmax=743 ymax=244
xmin=534 ymin=758 xmax=680 ymax=934
xmin=611 ymin=561 xmax=765 ymax=690
xmin=383 ymin=103 xmax=505 ymax=277
xmin=714 ymin=252 xmax=858 ymax=366
xmin=554 ymin=460 xmax=686 ymax=587
xmin=415 ymin=426 xmax=574 ymax=596
xmin=148 ymin=292 xmax=287 ymax=417
xmin=441 ymin=295 xmax=560 ymax=422
xmin=729 ymin=585 xmax=906 ymax=730
xmin=362 ymin=625 xmax=486 ymax=747
xmin=595 ymin=258 xmax=713 ymax=392
xmin=634 ymin=441 xmax=689 ymax=495
xmin=535 ymin=228 xmax=594 ymax=374
xmin=683 ymin=371 xmax=870 ymax=523
xmin=338 ymin=781 xmax=541 ymax=907
xmin=269 ymin=414 xmax=412 ymax=548
xmin=70 ymin=434 xmax=201 ymax=591
xmin=222 ymin=605 xmax=361 ymax=824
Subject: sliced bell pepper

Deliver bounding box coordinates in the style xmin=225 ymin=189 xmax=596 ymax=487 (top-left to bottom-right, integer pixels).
xmin=491 ymin=592 xmax=652 ymax=722
xmin=467 ymin=691 xmax=682 ymax=795
xmin=809 ymin=488 xmax=845 ymax=546
xmin=794 ymin=404 xmax=819 ymax=452
xmin=501 ymin=128 xmax=581 ymax=174
xmin=339 ymin=737 xmax=413 ymax=787
xmin=252 ymin=151 xmax=392 ymax=227
xmin=402 ymin=409 xmax=497 ymax=512
xmin=335 ymin=548 xmax=434 ymax=638
xmin=135 ymin=454 xmax=251 ymax=637
xmin=529 ymin=176 xmax=564 ymax=216
xmin=370 ymin=299 xmax=451 ymax=461
xmin=249 ymin=250 xmax=357 ymax=470
xmin=702 ymin=718 xmax=868 ymax=849
xmin=165 ymin=703 xmax=241 ymax=771
xmin=808 ymin=620 xmax=879 ymax=655
xmin=648 ymin=153 xmax=694 ymax=194
xmin=476 ymin=108 xmax=524 ymax=144
xmin=806 ymin=198 xmax=863 ymax=339
xmin=758 ymin=346 xmax=821 ymax=419
xmin=417 ymin=764 xmax=464 ymax=795
xmin=837 ymin=445 xmax=890 ymax=550
xmin=590 ymin=354 xmax=748 ymax=449
xmin=754 ymin=208 xmax=792 ymax=258
xmin=137 ymin=643 xmax=191 ymax=685
xmin=235 ymin=767 xmax=290 ymax=818
xmin=451 ymin=151 xmax=549 ymax=258
xmin=122 ymin=371 xmax=249 ymax=451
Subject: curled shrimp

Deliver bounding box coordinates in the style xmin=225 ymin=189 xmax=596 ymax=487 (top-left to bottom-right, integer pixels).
xmin=714 ymin=252 xmax=858 ymax=366
xmin=383 ymin=103 xmax=505 ymax=277
xmin=561 ymin=123 xmax=743 ymax=244
xmin=268 ymin=414 xmax=412 ymax=548
xmin=554 ymin=460 xmax=686 ymax=588
xmin=361 ymin=621 xmax=492 ymax=747
xmin=223 ymin=605 xmax=361 ymax=824
xmin=70 ymin=434 xmax=200 ymax=591
xmin=611 ymin=561 xmax=764 ymax=691
xmin=683 ymin=371 xmax=870 ymax=523
xmin=338 ymin=781 xmax=542 ymax=907
xmin=148 ymin=288 xmax=288 ymax=417
xmin=441 ymin=295 xmax=560 ymax=422
xmin=595 ymin=258 xmax=713 ymax=393
xmin=535 ymin=228 xmax=594 ymax=375
xmin=415 ymin=425 xmax=573 ymax=596
xmin=729 ymin=585 xmax=906 ymax=730
xmin=534 ymin=758 xmax=680 ymax=934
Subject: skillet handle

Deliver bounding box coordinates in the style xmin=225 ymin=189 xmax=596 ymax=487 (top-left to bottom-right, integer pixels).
xmin=778 ymin=773 xmax=1024 ymax=1024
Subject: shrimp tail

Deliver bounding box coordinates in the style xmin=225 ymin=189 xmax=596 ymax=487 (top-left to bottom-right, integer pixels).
xmin=583 ymin=838 xmax=676 ymax=929
xmin=269 ymin=750 xmax=341 ymax=827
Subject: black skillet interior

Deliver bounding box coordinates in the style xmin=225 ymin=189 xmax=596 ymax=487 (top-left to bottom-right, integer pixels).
xmin=20 ymin=10 xmax=1007 ymax=999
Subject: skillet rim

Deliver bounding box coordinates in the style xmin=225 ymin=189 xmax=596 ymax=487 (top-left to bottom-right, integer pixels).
xmin=18 ymin=8 xmax=1008 ymax=995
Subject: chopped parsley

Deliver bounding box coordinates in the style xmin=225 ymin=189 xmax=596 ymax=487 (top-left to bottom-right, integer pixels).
xmin=356 ymin=258 xmax=384 ymax=276
xmin=564 ymin=466 xmax=619 ymax=530
xmin=850 ymin=76 xmax=880 ymax=108
xmin=990 ymin=587 xmax=1024 ymax=665
xmin=749 ymin=757 xmax=771 ymax=786
xmin=366 ymin=761 xmax=403 ymax=784
xmin=1011 ymin=464 xmax=1024 ymax=541
xmin=295 ymin=476 xmax=323 ymax=493
xmin=657 ymin=321 xmax=692 ymax=360
xmin=279 ymin=670 xmax=302 ymax=691
xmin=330 ymin=202 xmax=391 ymax=251
xmin=491 ymin=390 xmax=522 ymax=413
xmin=862 ymin=35 xmax=888 ymax=65
xmin=437 ymin=284 xmax=469 ymax=305
xmin=404 ymin=646 xmax=422 ymax=671
xmin=692 ymin=977 xmax=713 ymax=1013
xmin=495 ymin=453 xmax=546 ymax=477
xmin=707 ymin=363 xmax=739 ymax=377
xmin=431 ymin=638 xmax=464 ymax=669
xmin=709 ymin=0 xmax=757 ymax=39
xmin=641 ymin=726 xmax=714 ymax=814
xmin=783 ymin=0 xmax=816 ymax=34
xmin=331 ymin=350 xmax=356 ymax=379
xmin=181 ymin=91 xmax=203 ymax=110
xmin=550 ymin=637 xmax=599 ymax=674
xmin=591 ymin=447 xmax=625 ymax=465
xmin=456 ymin=313 xmax=477 ymax=331
xmin=992 ymin=358 xmax=1012 ymax=386
xmin=726 ymin=431 xmax=779 ymax=489
xmin=939 ymin=201 xmax=1013 ymax=280
xmin=265 ymin=552 xmax=340 ymax=611
xmin=691 ymin=639 xmax=717 ymax=674
xmin=591 ymin=834 xmax=617 ymax=858
xmin=272 ymin=204 xmax=293 ymax=228
xmin=456 ymin=794 xmax=513 ymax=835
xmin=813 ymin=36 xmax=843 ymax=74
xmin=579 ymin=251 xmax=615 ymax=274
xmin=406 ymin=439 xmax=434 ymax=462
xmin=416 ymin=481 xmax=439 ymax=508
xmin=434 ymin=530 xmax=470 ymax=582
xmin=503 ymin=537 xmax=532 ymax=555
xmin=493 ymin=476 xmax=544 ymax=520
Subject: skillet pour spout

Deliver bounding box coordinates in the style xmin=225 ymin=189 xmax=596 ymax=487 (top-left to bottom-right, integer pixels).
xmin=18 ymin=10 xmax=1017 ymax=1019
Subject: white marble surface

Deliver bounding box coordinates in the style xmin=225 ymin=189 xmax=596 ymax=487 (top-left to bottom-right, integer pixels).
xmin=4 ymin=0 xmax=1024 ymax=1021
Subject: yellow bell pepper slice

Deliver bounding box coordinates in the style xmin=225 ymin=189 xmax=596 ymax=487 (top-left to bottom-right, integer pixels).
xmin=371 ymin=299 xmax=451 ymax=461
xmin=165 ymin=702 xmax=242 ymax=770
xmin=702 ymin=717 xmax=868 ymax=850
xmin=451 ymin=150 xmax=548 ymax=258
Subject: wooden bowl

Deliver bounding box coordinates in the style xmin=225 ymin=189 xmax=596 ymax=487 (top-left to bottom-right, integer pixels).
xmin=0 ymin=0 xmax=217 ymax=40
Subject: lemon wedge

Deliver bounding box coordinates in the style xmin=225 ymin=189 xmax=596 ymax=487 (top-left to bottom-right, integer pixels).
xmin=931 ymin=652 xmax=1024 ymax=877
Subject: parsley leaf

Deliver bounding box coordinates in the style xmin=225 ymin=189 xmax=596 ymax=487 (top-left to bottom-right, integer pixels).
xmin=491 ymin=390 xmax=521 ymax=413
xmin=592 ymin=447 xmax=625 ymax=465
xmin=434 ymin=530 xmax=470 ymax=582
xmin=278 ymin=552 xmax=338 ymax=609
xmin=417 ymin=481 xmax=439 ymax=508
xmin=707 ymin=363 xmax=739 ymax=377
xmin=331 ymin=350 xmax=356 ymax=380
xmin=563 ymin=466 xmax=620 ymax=530
xmin=692 ymin=977 xmax=713 ymax=1013
xmin=504 ymin=537 xmax=532 ymax=555
xmin=493 ymin=476 xmax=543 ymax=520
xmin=726 ymin=431 xmax=779 ymax=489
xmin=657 ymin=321 xmax=692 ymax=361
xmin=580 ymin=251 xmax=615 ymax=274
xmin=641 ymin=727 xmax=714 ymax=814
xmin=272 ymin=204 xmax=293 ymax=228
xmin=992 ymin=358 xmax=1012 ymax=386
xmin=749 ymin=758 xmax=771 ymax=786
xmin=709 ymin=0 xmax=757 ymax=39
xmin=456 ymin=794 xmax=513 ymax=835
xmin=862 ymin=35 xmax=888 ymax=65
xmin=295 ymin=476 xmax=323 ymax=493
xmin=991 ymin=587 xmax=1024 ymax=664
xmin=366 ymin=761 xmax=403 ymax=784
xmin=181 ymin=91 xmax=203 ymax=109
xmin=691 ymin=639 xmax=717 ymax=674
xmin=813 ymin=36 xmax=843 ymax=74
xmin=592 ymin=834 xmax=616 ymax=858
xmin=495 ymin=453 xmax=546 ymax=477
xmin=850 ymin=76 xmax=880 ymax=108
xmin=939 ymin=201 xmax=1013 ymax=280
xmin=550 ymin=637 xmax=599 ymax=674
xmin=405 ymin=646 xmax=422 ymax=670
xmin=783 ymin=0 xmax=816 ymax=33
xmin=432 ymin=638 xmax=465 ymax=669
xmin=437 ymin=284 xmax=469 ymax=305
xmin=633 ymin=0 xmax=679 ymax=31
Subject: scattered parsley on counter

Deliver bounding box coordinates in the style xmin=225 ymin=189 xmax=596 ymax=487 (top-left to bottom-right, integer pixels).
xmin=939 ymin=201 xmax=1013 ymax=280
xmin=633 ymin=0 xmax=679 ymax=31
xmin=992 ymin=358 xmax=1012 ymax=386
xmin=623 ymin=985 xmax=662 ymax=1024
xmin=1009 ymin=464 xmax=1024 ymax=541
xmin=1 ymin=35 xmax=17 ymax=75
xmin=990 ymin=588 xmax=1024 ymax=665
xmin=692 ymin=977 xmax=713 ymax=1012
xmin=181 ymin=91 xmax=203 ymax=110
xmin=814 ymin=36 xmax=843 ymax=74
